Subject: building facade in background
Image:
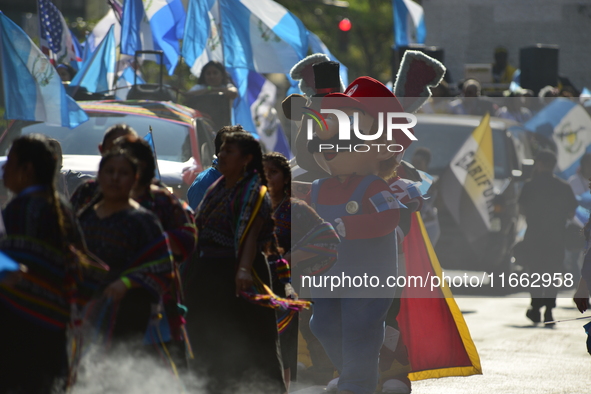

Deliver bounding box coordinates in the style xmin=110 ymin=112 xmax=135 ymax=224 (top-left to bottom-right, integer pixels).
xmin=423 ymin=0 xmax=591 ymax=90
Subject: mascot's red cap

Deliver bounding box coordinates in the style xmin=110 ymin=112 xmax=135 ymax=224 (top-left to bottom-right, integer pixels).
xmin=321 ymin=76 xmax=414 ymax=149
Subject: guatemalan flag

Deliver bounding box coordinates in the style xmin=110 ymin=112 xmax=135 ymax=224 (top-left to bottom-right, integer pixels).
xmin=524 ymin=98 xmax=591 ymax=180
xmin=85 ymin=9 xmax=121 ymax=57
xmin=220 ymin=0 xmax=308 ymax=74
xmin=121 ymin=0 xmax=186 ymax=75
xmin=393 ymin=0 xmax=426 ymax=49
xmin=37 ymin=0 xmax=79 ymax=65
xmin=70 ymin=25 xmax=116 ymax=95
xmin=183 ymin=0 xmax=308 ymax=75
xmin=230 ymin=68 xmax=292 ymax=158
xmin=182 ymin=0 xmax=223 ymax=77
xmin=0 ymin=12 xmax=88 ymax=128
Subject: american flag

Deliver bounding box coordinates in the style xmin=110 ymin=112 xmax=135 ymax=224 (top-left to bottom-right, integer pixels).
xmin=38 ymin=0 xmax=78 ymax=64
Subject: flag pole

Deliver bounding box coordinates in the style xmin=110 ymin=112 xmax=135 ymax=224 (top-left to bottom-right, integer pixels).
xmin=112 ymin=44 xmax=121 ymax=94
xmin=110 ymin=0 xmax=123 ymax=93
xmin=149 ymin=125 xmax=161 ymax=180
xmin=176 ymin=55 xmax=183 ymax=102
xmin=544 ymin=315 xmax=591 ymax=325
xmin=217 ymin=0 xmax=226 ymax=67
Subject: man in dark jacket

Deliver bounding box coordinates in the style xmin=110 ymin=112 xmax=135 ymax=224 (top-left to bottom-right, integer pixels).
xmin=519 ymin=150 xmax=578 ymax=326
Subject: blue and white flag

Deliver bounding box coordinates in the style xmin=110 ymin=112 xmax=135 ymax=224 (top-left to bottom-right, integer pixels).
xmin=308 ymin=31 xmax=348 ymax=87
xmin=575 ymin=191 xmax=591 ymax=227
xmin=230 ymin=67 xmax=291 ymax=158
xmin=70 ymin=24 xmax=116 ymax=95
xmin=70 ymin=29 xmax=84 ymax=71
xmin=220 ymin=0 xmax=308 ymax=74
xmin=0 ymin=13 xmax=88 ymax=128
xmin=85 ymin=9 xmax=121 ymax=57
xmin=38 ymin=0 xmax=79 ymax=65
xmin=393 ymin=0 xmax=426 ymax=49
xmin=144 ymin=130 xmax=161 ymax=180
xmin=121 ymin=0 xmax=186 ymax=75
xmin=416 ymin=169 xmax=434 ymax=196
xmin=524 ymin=98 xmax=591 ymax=179
xmin=115 ymin=65 xmax=146 ymax=100
xmin=370 ymin=190 xmax=401 ymax=213
xmin=182 ymin=0 xmax=308 ymax=76
xmin=182 ymin=0 xmax=223 ymax=77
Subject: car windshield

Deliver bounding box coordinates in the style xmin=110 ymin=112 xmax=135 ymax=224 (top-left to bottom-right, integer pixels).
xmin=404 ymin=121 xmax=509 ymax=178
xmin=0 ymin=113 xmax=193 ymax=163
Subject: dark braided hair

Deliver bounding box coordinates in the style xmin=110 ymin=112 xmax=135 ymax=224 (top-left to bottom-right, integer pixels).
xmin=223 ymin=131 xmax=267 ymax=186
xmin=263 ymin=152 xmax=291 ymax=196
xmin=215 ymin=124 xmax=246 ymax=155
xmin=9 ymin=134 xmax=68 ymax=248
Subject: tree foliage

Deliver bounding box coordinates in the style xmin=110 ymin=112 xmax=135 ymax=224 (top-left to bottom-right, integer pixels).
xmin=275 ymin=0 xmax=395 ymax=83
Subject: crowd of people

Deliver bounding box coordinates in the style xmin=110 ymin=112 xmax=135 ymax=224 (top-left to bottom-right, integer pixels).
xmin=3 ymin=50 xmax=591 ymax=394
xmin=1 ymin=130 xmax=590 ymax=394
xmin=0 ymin=121 xmax=342 ymax=394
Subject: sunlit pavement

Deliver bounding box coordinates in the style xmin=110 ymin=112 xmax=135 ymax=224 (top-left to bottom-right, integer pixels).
xmin=292 ymin=291 xmax=589 ymax=394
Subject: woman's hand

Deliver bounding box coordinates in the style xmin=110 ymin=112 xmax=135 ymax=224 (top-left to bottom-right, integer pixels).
xmin=574 ymin=278 xmax=590 ymax=313
xmin=235 ymin=268 xmax=253 ymax=296
xmin=221 ymin=86 xmax=238 ymax=100
xmin=104 ymin=279 xmax=129 ymax=302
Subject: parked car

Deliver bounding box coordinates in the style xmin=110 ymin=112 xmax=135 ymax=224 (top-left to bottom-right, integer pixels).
xmin=0 ymin=100 xmax=216 ymax=203
xmin=404 ymin=114 xmax=533 ymax=273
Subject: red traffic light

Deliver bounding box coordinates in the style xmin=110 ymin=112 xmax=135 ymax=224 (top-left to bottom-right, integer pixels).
xmin=338 ymin=18 xmax=351 ymax=32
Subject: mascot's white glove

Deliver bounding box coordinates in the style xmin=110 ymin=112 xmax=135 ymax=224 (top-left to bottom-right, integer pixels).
xmin=334 ymin=218 xmax=346 ymax=238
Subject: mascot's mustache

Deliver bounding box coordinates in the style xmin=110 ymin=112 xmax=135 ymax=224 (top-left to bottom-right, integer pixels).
xmin=307 ymin=131 xmax=373 ymax=153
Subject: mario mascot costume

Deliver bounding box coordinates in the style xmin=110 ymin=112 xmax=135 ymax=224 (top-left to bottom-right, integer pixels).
xmin=288 ymin=51 xmax=453 ymax=394
xmin=304 ymin=76 xmax=415 ymax=394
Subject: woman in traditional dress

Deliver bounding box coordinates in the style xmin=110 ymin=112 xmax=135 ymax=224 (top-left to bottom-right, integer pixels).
xmin=78 ymin=149 xmax=173 ymax=345
xmin=0 ymin=134 xmax=95 ymax=393
xmin=114 ymin=136 xmax=197 ymax=262
xmin=263 ymin=152 xmax=341 ymax=390
xmin=113 ymin=136 xmax=196 ymax=362
xmin=184 ymin=132 xmax=286 ymax=394
xmin=70 ymin=123 xmax=138 ymax=212
xmin=263 ymin=152 xmax=297 ymax=389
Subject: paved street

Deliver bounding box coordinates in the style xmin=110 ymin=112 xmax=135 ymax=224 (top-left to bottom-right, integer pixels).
xmin=293 ymin=291 xmax=590 ymax=394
